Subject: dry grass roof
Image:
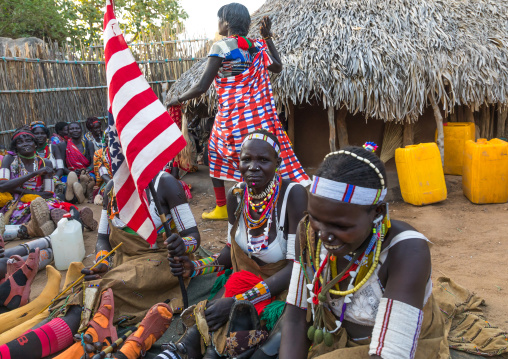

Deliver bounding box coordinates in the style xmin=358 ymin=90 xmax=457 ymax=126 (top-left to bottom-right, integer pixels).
xmin=167 ymin=0 xmax=508 ymax=121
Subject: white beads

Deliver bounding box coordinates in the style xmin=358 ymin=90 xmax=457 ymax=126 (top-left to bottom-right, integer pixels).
xmin=324 ymin=148 xmax=386 ymax=190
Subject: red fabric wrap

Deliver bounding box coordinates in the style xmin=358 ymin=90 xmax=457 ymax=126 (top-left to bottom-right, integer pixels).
xmin=208 ymin=39 xmax=310 ymax=186
xmin=224 ymin=270 xmax=272 ymax=315
xmin=65 ymin=141 xmax=90 ymax=170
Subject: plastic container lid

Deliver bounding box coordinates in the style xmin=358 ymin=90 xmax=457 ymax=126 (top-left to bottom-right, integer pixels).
xmin=63 ymin=213 xmax=72 ymax=219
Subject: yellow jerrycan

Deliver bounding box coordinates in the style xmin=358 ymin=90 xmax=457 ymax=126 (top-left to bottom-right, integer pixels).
xmin=435 ymin=122 xmax=475 ymax=175
xmin=395 ymin=143 xmax=447 ymax=205
xmin=462 ymin=138 xmax=508 ymax=204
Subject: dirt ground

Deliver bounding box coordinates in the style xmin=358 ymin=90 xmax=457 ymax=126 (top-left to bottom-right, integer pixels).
xmin=19 ymin=167 xmax=508 ymax=330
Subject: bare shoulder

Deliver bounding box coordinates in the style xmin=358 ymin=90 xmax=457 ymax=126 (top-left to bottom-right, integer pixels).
xmin=286 ymin=182 xmax=307 ymax=201
xmin=385 ymin=220 xmax=431 ymax=267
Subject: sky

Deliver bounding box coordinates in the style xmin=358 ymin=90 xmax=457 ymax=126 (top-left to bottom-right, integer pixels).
xmin=179 ymin=0 xmax=266 ymax=38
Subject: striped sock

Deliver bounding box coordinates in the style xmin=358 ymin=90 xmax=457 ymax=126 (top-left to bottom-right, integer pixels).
xmin=155 ymin=349 xmax=181 ymax=359
xmin=0 ymin=318 xmax=73 ymax=359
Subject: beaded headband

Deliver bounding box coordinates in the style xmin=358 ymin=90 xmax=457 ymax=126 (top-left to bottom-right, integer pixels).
xmin=29 ymin=121 xmax=46 ymax=130
xmin=310 ymin=176 xmax=386 ymax=205
xmin=311 ymin=143 xmax=387 ymax=205
xmin=241 ymin=133 xmax=281 ymax=155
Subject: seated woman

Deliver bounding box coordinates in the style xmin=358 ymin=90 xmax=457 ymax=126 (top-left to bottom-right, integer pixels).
xmin=49 ymin=122 xmax=68 ymax=145
xmin=57 ymin=122 xmax=96 ymax=203
xmin=30 ymin=121 xmax=64 ymax=176
xmin=51 ymin=170 xmax=201 ymax=358
xmin=30 ymin=121 xmax=66 ymax=201
xmin=166 ymin=129 xmax=307 ymax=359
xmin=280 ymin=144 xmax=442 ymax=359
xmin=85 ymin=116 xmax=103 ymax=152
xmin=0 ymin=128 xmax=59 ymax=237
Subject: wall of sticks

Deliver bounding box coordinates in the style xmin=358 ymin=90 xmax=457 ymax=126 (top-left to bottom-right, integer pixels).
xmin=0 ymin=26 xmax=211 ymax=147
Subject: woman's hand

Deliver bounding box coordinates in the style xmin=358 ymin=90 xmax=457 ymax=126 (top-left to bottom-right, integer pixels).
xmin=168 ymin=256 xmax=195 ymax=278
xmin=164 ymin=233 xmax=186 ymax=257
xmin=38 ymin=166 xmax=53 ymax=176
xmin=260 ymin=16 xmax=272 ymax=38
xmin=167 ymin=96 xmax=181 ymax=107
xmin=81 ymin=263 xmax=109 ymax=280
xmin=204 ymin=297 xmax=235 ymax=331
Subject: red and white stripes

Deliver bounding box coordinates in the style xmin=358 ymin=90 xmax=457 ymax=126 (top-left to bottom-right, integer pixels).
xmin=104 ymin=0 xmax=185 ymax=243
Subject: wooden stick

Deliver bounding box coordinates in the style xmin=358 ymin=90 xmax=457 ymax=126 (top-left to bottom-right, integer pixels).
xmin=148 ymin=181 xmax=188 ymax=309
xmin=327 ymin=106 xmax=336 ymax=152
xmin=336 ymin=107 xmax=349 ymax=149
xmin=91 ymin=324 xmax=140 ymax=359
xmin=429 ymin=94 xmax=444 ymax=164
xmin=37 ymin=243 xmax=123 ymax=315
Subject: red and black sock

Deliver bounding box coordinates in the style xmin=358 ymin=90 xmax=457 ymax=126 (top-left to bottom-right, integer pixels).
xmin=0 ymin=306 xmax=80 ymax=359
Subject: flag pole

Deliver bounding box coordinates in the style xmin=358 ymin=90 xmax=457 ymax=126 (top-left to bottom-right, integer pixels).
xmin=148 ymin=181 xmax=188 ymax=309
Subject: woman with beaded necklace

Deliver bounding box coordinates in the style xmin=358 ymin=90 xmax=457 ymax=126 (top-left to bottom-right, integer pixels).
xmin=167 ymin=3 xmax=309 ymax=221
xmin=0 ymin=128 xmax=59 ymax=237
xmin=30 ymin=121 xmax=65 ymax=179
xmin=166 ymin=129 xmax=307 ymax=359
xmin=280 ymin=144 xmax=447 ymax=359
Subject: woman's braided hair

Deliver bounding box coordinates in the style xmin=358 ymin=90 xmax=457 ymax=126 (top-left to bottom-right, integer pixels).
xmin=316 ymin=146 xmax=387 ymax=190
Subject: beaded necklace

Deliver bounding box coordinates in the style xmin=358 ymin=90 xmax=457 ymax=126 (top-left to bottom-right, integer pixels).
xmin=242 ymin=174 xmax=281 ymax=253
xmin=36 ymin=143 xmax=50 ymax=159
xmin=248 ymin=178 xmax=277 ymax=212
xmin=305 ymin=218 xmax=386 ymax=346
xmin=19 ymin=153 xmax=36 ymax=160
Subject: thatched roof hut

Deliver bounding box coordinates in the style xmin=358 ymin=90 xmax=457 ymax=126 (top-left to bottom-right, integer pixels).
xmin=167 ymin=0 xmax=508 ymax=166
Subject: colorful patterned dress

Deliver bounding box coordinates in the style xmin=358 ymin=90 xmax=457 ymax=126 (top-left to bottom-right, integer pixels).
xmin=207 ymin=38 xmax=310 ymax=185
xmin=0 ymin=155 xmax=61 ymax=224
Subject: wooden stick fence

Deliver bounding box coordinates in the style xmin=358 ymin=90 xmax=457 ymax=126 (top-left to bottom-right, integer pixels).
xmin=0 ymin=25 xmax=210 ymax=147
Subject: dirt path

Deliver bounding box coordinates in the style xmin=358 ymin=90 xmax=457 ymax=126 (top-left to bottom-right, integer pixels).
xmin=21 ymin=170 xmax=508 ymax=330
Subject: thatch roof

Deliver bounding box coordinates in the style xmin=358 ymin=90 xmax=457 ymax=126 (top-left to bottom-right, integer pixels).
xmin=166 ymin=0 xmax=508 ymax=122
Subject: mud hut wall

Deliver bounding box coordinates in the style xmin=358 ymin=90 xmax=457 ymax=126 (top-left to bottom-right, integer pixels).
xmin=294 ymin=104 xmax=438 ymax=169
xmin=0 ymin=32 xmax=210 ymax=148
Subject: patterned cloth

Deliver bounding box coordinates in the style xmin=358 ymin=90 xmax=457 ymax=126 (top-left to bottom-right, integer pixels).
xmin=65 ymin=140 xmax=90 ymax=171
xmin=93 ymin=147 xmax=112 ymax=195
xmin=50 ymin=134 xmax=65 ymax=145
xmin=0 ymin=155 xmax=60 ymax=225
xmin=85 ymin=131 xmax=102 ymax=151
xmin=209 ymin=37 xmax=256 ymax=78
xmin=208 ymin=39 xmax=310 ymax=186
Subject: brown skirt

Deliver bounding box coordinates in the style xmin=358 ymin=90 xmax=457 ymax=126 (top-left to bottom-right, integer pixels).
xmin=98 ymin=223 xmax=190 ymax=325
xmin=311 ymin=277 xmax=508 ymax=358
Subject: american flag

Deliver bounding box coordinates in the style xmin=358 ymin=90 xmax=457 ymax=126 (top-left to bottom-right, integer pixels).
xmin=104 ymin=0 xmax=186 ymax=244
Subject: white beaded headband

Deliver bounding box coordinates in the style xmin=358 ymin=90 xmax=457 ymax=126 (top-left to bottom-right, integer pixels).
xmin=310 ymin=145 xmax=387 ymax=205
xmin=241 ymin=133 xmax=281 ymax=155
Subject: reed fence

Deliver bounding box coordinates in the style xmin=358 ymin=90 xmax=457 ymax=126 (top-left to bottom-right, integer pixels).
xmin=0 ymin=26 xmax=210 ymax=147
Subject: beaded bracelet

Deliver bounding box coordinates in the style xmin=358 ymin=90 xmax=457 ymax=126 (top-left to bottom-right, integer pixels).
xmin=191 ymin=254 xmax=223 ymax=277
xmin=234 ymin=281 xmax=271 ymax=304
xmin=95 ymin=250 xmax=113 ymax=269
xmin=182 ymin=236 xmax=198 ymax=254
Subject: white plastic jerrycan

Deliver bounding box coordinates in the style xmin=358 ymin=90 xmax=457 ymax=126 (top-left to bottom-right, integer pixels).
xmin=50 ymin=213 xmax=85 ymax=270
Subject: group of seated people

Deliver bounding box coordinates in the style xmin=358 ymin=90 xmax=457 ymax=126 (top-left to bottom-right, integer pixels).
xmin=0 ymin=117 xmax=111 ymax=240
xmin=0 ymin=128 xmax=500 ymax=359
